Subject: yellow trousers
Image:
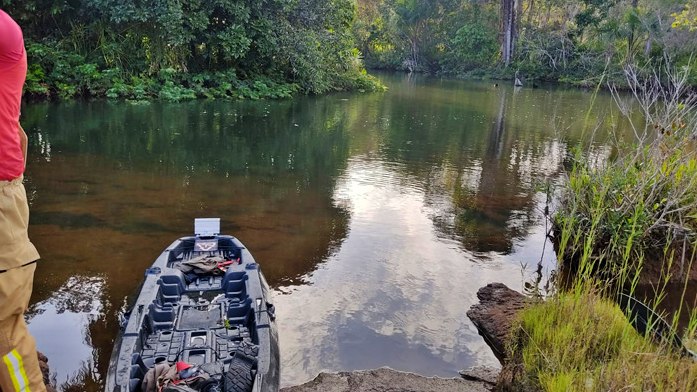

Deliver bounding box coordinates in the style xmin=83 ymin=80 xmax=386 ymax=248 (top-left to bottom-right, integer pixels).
xmin=0 ymin=178 xmax=44 ymax=392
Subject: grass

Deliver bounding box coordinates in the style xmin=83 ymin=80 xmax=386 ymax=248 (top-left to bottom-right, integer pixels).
xmin=509 ymin=292 xmax=697 ymax=392
xmin=553 ymin=65 xmax=697 ymax=291
xmin=506 ymin=64 xmax=697 ymax=391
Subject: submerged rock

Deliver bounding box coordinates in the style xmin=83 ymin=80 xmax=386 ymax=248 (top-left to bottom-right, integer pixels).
xmin=466 ymin=283 xmax=530 ymax=364
xmin=280 ymin=367 xmax=493 ymax=392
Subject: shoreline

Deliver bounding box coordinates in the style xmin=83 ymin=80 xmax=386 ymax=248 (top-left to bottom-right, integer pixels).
xmin=280 ymin=367 xmax=497 ymax=392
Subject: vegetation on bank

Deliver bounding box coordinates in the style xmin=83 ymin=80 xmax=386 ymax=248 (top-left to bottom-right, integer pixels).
xmin=508 ymin=292 xmax=697 ymax=391
xmin=355 ymin=1 xmax=697 ymax=86
xmin=553 ymin=66 xmax=697 ymax=288
xmin=11 ymin=1 xmax=697 ymax=101
xmin=503 ymin=65 xmax=697 ymax=390
xmin=5 ymin=0 xmax=383 ymax=101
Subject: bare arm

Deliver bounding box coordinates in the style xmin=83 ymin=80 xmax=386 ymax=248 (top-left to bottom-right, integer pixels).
xmin=18 ymin=122 xmax=27 ymax=168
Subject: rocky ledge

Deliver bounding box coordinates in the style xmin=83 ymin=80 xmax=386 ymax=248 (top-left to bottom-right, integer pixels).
xmin=280 ymin=367 xmax=495 ymax=392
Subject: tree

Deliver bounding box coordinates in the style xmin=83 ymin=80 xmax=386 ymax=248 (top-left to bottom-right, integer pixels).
xmin=392 ymin=0 xmax=435 ymax=71
xmin=501 ymin=0 xmax=518 ymax=66
xmin=673 ymin=1 xmax=697 ymax=30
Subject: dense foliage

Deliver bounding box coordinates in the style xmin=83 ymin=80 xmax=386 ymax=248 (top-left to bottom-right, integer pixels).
xmin=2 ymin=0 xmax=382 ymax=100
xmin=355 ymin=0 xmax=697 ymax=85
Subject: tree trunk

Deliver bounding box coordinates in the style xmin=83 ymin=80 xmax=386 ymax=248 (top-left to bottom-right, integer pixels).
xmin=628 ymin=0 xmax=639 ymax=62
xmin=501 ymin=0 xmax=517 ymax=67
xmin=526 ymin=0 xmax=536 ymax=28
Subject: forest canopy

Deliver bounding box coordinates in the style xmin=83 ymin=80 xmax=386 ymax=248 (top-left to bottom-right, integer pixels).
xmin=4 ymin=0 xmax=697 ymax=100
xmin=354 ymin=0 xmax=697 ymax=85
xmin=2 ymin=0 xmax=381 ymax=100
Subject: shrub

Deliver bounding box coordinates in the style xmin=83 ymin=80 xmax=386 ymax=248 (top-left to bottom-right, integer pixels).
xmin=553 ymin=64 xmax=697 ymax=286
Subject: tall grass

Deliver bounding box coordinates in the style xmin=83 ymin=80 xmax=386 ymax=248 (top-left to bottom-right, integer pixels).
xmin=506 ymin=64 xmax=697 ymax=391
xmin=508 ymin=293 xmax=697 ymax=391
xmin=554 ymin=63 xmax=697 ymax=293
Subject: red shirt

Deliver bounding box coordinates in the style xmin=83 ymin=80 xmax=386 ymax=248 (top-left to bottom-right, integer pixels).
xmin=0 ymin=10 xmax=27 ymax=181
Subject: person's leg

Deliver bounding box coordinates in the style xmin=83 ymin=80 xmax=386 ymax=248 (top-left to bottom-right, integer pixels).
xmin=0 ymin=263 xmax=45 ymax=392
xmin=0 ymin=178 xmax=40 ymax=270
xmin=0 ymin=177 xmax=44 ymax=392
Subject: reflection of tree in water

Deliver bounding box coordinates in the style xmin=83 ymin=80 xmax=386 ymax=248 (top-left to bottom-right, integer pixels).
xmin=341 ymin=80 xmax=569 ymax=255
xmin=22 ymin=99 xmax=353 ymax=192
xmin=24 ymin=276 xmax=105 ymax=390
xmin=60 ymin=350 xmax=102 ymax=392
xmin=22 ymin=98 xmax=356 ymax=287
xmin=27 ymin=276 xmax=104 ymax=317
xmin=427 ymin=89 xmax=562 ymax=254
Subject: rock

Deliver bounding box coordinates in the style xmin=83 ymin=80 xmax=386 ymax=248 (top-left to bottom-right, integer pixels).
xmin=466 ymin=283 xmax=530 ymax=364
xmin=458 ymin=366 xmax=499 ymax=385
xmin=280 ymin=367 xmax=493 ymax=392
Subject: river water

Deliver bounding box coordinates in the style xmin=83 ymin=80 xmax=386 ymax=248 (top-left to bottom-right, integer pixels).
xmin=22 ymin=74 xmax=625 ymax=390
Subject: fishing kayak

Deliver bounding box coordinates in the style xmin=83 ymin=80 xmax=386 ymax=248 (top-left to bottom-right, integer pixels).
xmin=105 ymin=219 xmax=279 ymax=392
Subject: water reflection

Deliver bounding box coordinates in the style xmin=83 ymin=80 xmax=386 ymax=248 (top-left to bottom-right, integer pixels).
xmin=276 ymin=157 xmax=527 ymax=385
xmin=21 ymin=74 xmax=628 ymax=390
xmin=27 ymin=276 xmax=104 ymax=389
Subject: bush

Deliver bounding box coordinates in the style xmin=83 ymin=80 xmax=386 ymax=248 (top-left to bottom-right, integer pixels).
xmin=22 ymin=38 xmax=376 ymax=101
xmin=553 ymin=65 xmax=697 ymax=285
xmin=441 ymin=22 xmax=499 ymax=73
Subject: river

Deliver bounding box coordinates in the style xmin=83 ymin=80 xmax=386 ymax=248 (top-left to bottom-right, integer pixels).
xmin=21 ymin=73 xmax=626 ymax=390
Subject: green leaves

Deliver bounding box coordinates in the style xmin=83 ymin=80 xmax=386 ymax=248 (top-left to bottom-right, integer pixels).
xmin=16 ymin=0 xmax=379 ymax=99
xmin=445 ymin=21 xmax=498 ymax=71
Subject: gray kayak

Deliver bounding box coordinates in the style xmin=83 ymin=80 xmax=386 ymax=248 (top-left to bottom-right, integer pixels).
xmin=105 ymin=219 xmax=280 ymax=392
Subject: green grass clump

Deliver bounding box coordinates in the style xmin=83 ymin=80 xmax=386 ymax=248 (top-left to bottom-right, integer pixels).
xmin=554 ymin=140 xmax=697 ymax=286
xmin=510 ymin=292 xmax=697 ymax=391
xmin=511 ymin=65 xmax=697 ymax=392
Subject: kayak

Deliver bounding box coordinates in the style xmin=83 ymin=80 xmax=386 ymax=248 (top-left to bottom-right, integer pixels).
xmin=105 ymin=219 xmax=280 ymax=392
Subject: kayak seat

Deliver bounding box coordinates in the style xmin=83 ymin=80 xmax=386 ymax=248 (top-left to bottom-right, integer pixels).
xmin=223 ymin=273 xmax=248 ymax=300
xmin=158 ymin=274 xmax=186 ymax=303
xmin=222 ymin=271 xmax=247 ymax=287
xmin=160 ymin=273 xmax=186 ymax=290
xmin=148 ymin=303 xmax=175 ymax=331
xmin=158 ymin=283 xmax=181 ymax=304
xmin=226 ymin=297 xmax=252 ymax=325
xmin=128 ymin=364 xmax=144 ymax=387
